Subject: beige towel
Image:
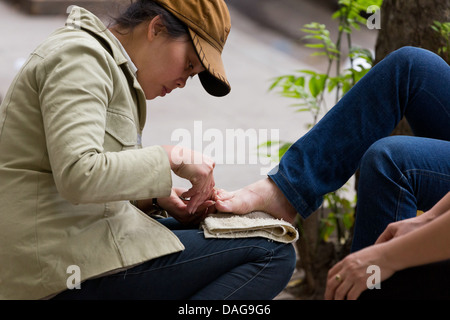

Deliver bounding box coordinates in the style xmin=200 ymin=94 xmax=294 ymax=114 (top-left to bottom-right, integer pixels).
xmin=201 ymin=211 xmax=299 ymax=243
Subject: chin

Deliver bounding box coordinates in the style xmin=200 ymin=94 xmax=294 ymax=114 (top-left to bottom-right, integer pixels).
xmin=143 ymin=90 xmax=157 ymax=100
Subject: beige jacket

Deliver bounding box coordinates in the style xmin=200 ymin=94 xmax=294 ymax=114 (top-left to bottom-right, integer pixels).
xmin=0 ymin=7 xmax=184 ymax=299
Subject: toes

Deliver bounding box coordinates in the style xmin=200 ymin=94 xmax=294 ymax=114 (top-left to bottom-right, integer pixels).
xmin=214 ymin=189 xmax=235 ymax=201
xmin=215 ymin=199 xmax=232 ymax=212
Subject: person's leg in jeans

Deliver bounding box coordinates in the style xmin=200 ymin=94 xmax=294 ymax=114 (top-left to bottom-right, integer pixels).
xmin=269 ymin=46 xmax=450 ymax=219
xmin=352 ymin=136 xmax=450 ymax=300
xmin=352 ymin=136 xmax=450 ymax=252
xmin=215 ymin=47 xmax=450 ymax=226
xmin=52 ymin=218 xmax=296 ymax=300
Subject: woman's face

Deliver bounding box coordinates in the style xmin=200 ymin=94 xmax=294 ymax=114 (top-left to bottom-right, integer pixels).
xmin=136 ymin=20 xmax=205 ymax=100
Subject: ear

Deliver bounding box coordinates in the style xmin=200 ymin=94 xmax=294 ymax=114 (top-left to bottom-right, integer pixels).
xmin=147 ymin=15 xmax=166 ymax=42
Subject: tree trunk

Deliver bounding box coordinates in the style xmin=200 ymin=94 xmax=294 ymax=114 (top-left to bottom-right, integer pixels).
xmin=375 ymin=0 xmax=450 ymax=64
xmin=294 ymin=208 xmax=340 ymax=299
xmin=374 ymin=0 xmax=450 ymax=136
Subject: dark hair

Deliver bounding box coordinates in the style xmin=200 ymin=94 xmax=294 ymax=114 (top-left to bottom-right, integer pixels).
xmin=113 ymin=0 xmax=188 ymax=38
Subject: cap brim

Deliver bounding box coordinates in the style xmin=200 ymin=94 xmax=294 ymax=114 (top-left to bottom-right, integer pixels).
xmin=189 ymin=29 xmax=231 ymax=97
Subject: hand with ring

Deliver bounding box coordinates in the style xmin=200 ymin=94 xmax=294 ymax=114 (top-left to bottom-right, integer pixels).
xmin=324 ymin=244 xmax=396 ymax=300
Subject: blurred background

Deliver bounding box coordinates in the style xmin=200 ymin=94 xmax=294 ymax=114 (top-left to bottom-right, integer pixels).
xmin=0 ymin=0 xmax=378 ymax=192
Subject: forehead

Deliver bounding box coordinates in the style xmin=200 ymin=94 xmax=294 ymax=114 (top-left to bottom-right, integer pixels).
xmin=162 ymin=36 xmax=195 ymax=54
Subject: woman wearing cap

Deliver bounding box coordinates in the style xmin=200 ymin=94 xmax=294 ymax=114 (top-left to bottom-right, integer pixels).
xmin=0 ymin=0 xmax=296 ymax=300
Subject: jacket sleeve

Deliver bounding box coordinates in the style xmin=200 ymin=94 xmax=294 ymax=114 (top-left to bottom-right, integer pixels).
xmin=36 ymin=39 xmax=172 ymax=204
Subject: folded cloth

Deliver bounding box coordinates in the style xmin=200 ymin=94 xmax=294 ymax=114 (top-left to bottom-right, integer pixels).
xmin=201 ymin=211 xmax=299 ymax=243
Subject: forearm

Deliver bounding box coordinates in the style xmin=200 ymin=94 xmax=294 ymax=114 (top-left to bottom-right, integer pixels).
xmin=56 ymin=146 xmax=172 ymax=204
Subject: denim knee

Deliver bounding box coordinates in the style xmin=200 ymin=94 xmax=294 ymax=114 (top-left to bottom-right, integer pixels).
xmin=386 ymin=46 xmax=447 ymax=81
xmin=387 ymin=46 xmax=433 ymax=65
xmin=359 ymin=136 xmax=412 ymax=178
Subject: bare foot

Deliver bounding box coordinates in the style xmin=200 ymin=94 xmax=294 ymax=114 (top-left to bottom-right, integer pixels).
xmin=214 ymin=178 xmax=298 ymax=224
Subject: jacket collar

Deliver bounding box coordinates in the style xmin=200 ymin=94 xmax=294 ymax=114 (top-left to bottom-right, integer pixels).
xmin=66 ymin=6 xmax=129 ymax=67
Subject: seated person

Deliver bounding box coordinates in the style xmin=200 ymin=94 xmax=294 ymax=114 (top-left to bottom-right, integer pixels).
xmin=0 ymin=0 xmax=296 ymax=300
xmin=214 ymin=46 xmax=450 ymax=300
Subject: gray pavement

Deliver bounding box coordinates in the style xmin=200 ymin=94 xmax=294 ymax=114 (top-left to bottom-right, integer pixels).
xmin=0 ymin=0 xmax=378 ymax=192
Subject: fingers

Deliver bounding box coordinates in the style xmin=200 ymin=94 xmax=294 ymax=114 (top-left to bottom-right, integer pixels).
xmin=182 ymin=183 xmax=215 ymax=214
xmin=374 ymin=229 xmax=392 ymax=244
xmin=325 ymin=255 xmax=368 ymax=300
xmin=173 ymin=187 xmax=189 ymax=197
xmin=156 ymin=188 xmax=217 ymax=226
xmin=166 ymin=147 xmax=217 ymax=213
xmin=325 ymin=270 xmax=352 ymax=300
xmin=182 ymin=209 xmax=209 ymax=226
xmin=325 ymin=269 xmax=365 ymax=300
xmin=324 ymin=263 xmax=343 ymax=300
xmin=194 ymin=199 xmax=215 ymax=213
xmin=170 ymin=196 xmax=213 ymax=225
xmin=375 ymin=223 xmax=396 ymax=244
xmin=182 ymin=163 xmax=215 ymax=214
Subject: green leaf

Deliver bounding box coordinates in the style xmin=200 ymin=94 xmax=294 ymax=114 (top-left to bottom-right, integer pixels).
xmin=311 ymin=52 xmax=328 ymax=57
xmin=308 ymin=77 xmax=319 ymax=98
xmin=294 ymin=77 xmax=305 ymax=87
xmin=298 ymin=70 xmax=317 ymax=76
xmin=305 ymin=43 xmax=325 ymax=49
xmin=268 ymin=76 xmax=284 ymax=91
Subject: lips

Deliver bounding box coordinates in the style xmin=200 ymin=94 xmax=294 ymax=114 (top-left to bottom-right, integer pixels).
xmin=161 ymin=86 xmax=172 ymax=97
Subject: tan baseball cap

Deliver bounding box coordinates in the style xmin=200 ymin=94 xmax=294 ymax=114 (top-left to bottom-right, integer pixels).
xmin=154 ymin=0 xmax=231 ymax=97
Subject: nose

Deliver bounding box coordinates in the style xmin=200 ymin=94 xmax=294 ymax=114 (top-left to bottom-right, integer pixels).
xmin=176 ymin=77 xmax=187 ymax=89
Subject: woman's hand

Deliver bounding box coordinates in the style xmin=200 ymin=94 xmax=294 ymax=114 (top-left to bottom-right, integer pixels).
xmin=163 ymin=145 xmax=216 ymax=214
xmin=376 ymin=213 xmax=433 ymax=244
xmin=157 ymin=187 xmax=215 ymax=225
xmin=325 ymin=194 xmax=450 ymax=300
xmin=325 ymin=213 xmax=434 ymax=299
xmin=324 ymin=217 xmax=427 ymax=300
xmin=324 ymin=244 xmax=396 ymax=300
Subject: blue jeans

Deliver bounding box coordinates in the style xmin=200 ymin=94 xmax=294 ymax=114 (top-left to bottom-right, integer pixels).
xmin=268 ymin=47 xmax=450 ymax=251
xmin=52 ymin=218 xmax=296 ymax=300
